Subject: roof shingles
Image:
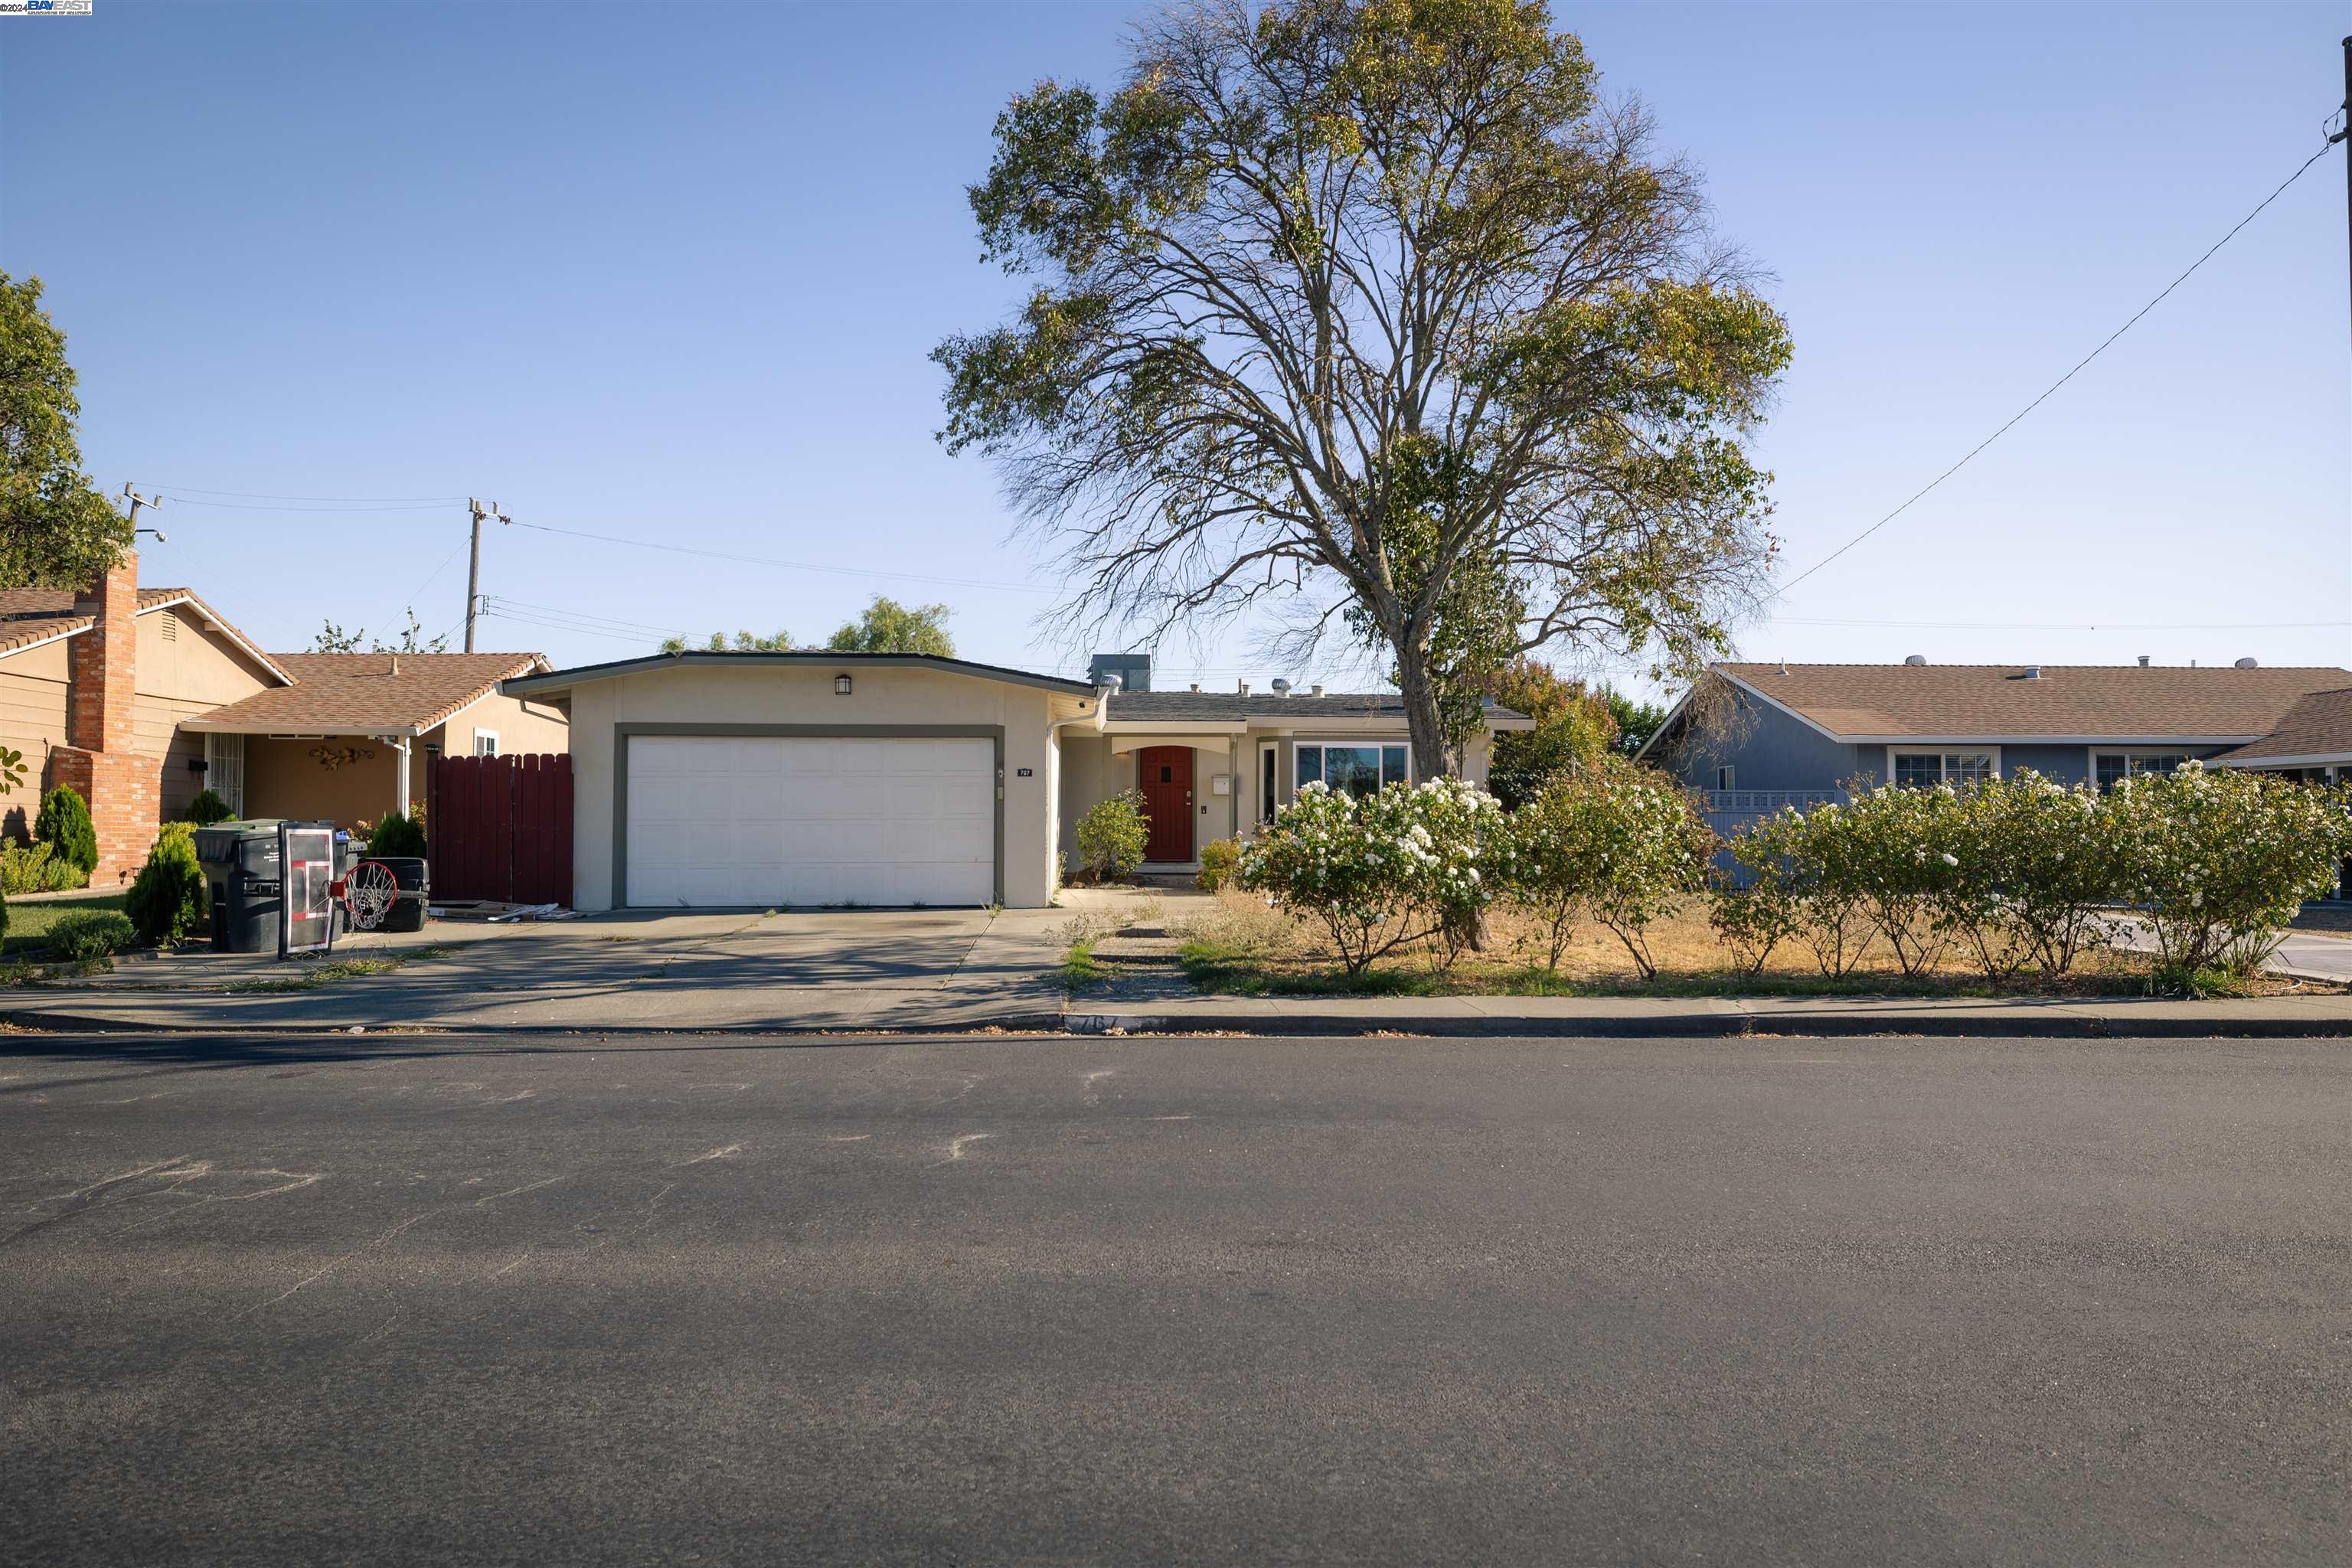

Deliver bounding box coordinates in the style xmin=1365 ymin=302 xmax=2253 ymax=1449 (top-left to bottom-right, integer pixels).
xmin=1719 ymin=662 xmax=2352 ymax=740
xmin=186 ymin=652 xmax=549 ymax=734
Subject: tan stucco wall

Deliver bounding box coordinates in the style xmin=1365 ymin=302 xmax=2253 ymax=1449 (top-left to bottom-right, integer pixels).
xmin=435 ymin=688 xmax=572 ymax=758
xmin=0 ymin=613 xmax=283 ymax=833
xmin=566 ymin=664 xmax=1066 ymax=911
xmin=245 ymin=736 xmax=403 ymax=830
xmin=133 ymin=609 xmax=276 ymax=819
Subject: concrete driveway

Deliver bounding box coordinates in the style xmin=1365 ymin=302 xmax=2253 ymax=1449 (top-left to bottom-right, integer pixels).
xmin=0 ymin=896 xmax=1162 ymax=1034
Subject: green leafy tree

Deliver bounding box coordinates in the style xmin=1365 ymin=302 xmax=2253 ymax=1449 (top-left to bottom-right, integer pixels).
xmin=34 ymin=784 xmax=96 ymax=877
xmin=365 ymin=808 xmax=426 ymax=858
xmin=1478 ymin=658 xmax=1616 ymax=810
xmin=184 ymin=789 xmax=234 ymax=827
xmin=1 ymin=273 xmax=132 ymax=590
xmin=660 ymin=629 xmax=792 ymax=655
xmin=311 ymin=621 xmax=364 ymax=653
xmin=1073 ymin=789 xmax=1150 ymax=882
xmin=1605 ymin=690 xmax=1671 ymax=757
xmin=126 ymin=822 xmax=208 ymax=947
xmin=935 ymin=0 xmax=1790 ymax=783
xmin=827 ymin=596 xmax=954 ymax=657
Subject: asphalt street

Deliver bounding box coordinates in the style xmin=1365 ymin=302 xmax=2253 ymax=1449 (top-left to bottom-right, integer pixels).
xmin=4 ymin=1029 xmax=2348 ymax=1566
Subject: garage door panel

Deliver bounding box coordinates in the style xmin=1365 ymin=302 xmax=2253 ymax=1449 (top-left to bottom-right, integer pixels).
xmin=626 ymin=736 xmax=995 ymax=907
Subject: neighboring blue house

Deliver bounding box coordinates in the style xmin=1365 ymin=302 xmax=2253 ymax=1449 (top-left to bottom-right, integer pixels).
xmin=1640 ymin=659 xmax=2352 ymax=805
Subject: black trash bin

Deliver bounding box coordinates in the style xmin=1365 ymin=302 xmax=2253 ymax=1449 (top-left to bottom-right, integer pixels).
xmin=361 ymin=855 xmax=431 ymax=932
xmin=192 ymin=819 xmax=288 ymax=954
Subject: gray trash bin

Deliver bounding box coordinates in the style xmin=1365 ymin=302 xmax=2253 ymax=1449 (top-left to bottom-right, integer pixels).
xmin=191 ymin=819 xmax=288 ymax=954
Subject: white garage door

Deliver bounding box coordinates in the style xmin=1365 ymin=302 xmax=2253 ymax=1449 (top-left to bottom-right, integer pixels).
xmin=625 ymin=736 xmax=995 ymax=907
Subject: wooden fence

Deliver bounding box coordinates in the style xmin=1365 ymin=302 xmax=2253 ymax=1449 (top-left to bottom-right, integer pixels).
xmin=427 ymin=753 xmax=573 ymax=906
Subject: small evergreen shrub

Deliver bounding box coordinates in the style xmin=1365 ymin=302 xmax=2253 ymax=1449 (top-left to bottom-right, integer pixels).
xmin=35 ymin=786 xmax=98 ymax=877
xmin=366 ymin=809 xmax=426 ymax=859
xmin=1196 ymin=838 xmax=1242 ymax=891
xmin=184 ymin=790 xmax=235 ymax=827
xmin=126 ymin=823 xmax=208 ymax=947
xmin=0 ymin=840 xmax=83 ymax=895
xmin=47 ymin=909 xmax=134 ymax=963
xmin=1074 ymin=790 xmax=1149 ymax=883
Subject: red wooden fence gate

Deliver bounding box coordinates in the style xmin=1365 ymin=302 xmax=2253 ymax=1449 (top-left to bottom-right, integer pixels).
xmin=428 ymin=753 xmax=573 ymax=906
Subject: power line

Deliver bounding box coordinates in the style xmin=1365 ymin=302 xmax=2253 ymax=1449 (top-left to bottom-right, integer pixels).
xmin=1775 ymin=616 xmax=2352 ymax=632
xmin=488 ymin=596 xmax=688 ymax=637
xmin=1772 ymin=141 xmax=2337 ymax=601
xmin=477 ymin=606 xmax=667 ymax=646
xmin=136 ymin=484 xmax=470 ymax=503
xmin=158 ymin=495 xmax=452 ymax=513
xmin=507 ymin=520 xmax=1057 ymax=595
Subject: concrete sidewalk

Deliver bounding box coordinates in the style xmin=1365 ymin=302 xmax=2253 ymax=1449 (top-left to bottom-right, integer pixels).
xmin=3 ymin=887 xmax=2349 ymax=1038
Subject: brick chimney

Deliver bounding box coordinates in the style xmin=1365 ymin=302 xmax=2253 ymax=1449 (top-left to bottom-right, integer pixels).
xmin=49 ymin=550 xmax=157 ymax=884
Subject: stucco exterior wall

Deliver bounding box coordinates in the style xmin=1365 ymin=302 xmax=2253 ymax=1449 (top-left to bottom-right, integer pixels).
xmin=0 ymin=639 xmax=72 ymax=837
xmin=132 ymin=607 xmax=280 ymax=820
xmin=566 ymin=664 xmax=1064 ymax=911
xmin=438 ymin=689 xmax=572 ymax=758
xmin=245 ymin=736 xmax=403 ymax=830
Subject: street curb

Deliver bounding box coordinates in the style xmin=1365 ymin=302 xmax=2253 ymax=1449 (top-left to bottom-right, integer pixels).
xmin=6 ymin=1005 xmax=2350 ymax=1043
xmin=0 ymin=1008 xmax=1077 ymax=1038
xmin=1063 ymin=1010 xmax=2352 ymax=1040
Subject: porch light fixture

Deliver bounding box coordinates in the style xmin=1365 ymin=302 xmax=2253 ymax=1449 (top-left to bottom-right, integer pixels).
xmin=835 ymin=674 xmax=853 ymax=696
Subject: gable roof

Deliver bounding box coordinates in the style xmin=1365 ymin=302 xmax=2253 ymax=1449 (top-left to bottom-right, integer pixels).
xmin=502 ymin=649 xmax=1099 ymax=697
xmin=0 ymin=586 xmax=292 ymax=681
xmin=1694 ymin=662 xmax=2352 ymax=743
xmin=2210 ymin=688 xmax=2352 ymax=766
xmin=182 ymin=652 xmax=552 ymax=736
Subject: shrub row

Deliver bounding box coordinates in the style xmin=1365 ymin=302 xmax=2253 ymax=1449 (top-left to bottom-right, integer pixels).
xmin=1236 ymin=760 xmax=2352 ymax=988
xmin=1717 ymin=764 xmax=2352 ymax=986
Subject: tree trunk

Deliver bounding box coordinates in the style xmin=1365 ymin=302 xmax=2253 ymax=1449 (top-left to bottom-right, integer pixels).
xmin=1393 ymin=639 xmax=1490 ymax=950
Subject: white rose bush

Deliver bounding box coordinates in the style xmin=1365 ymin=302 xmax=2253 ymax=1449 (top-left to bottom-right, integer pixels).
xmin=1236 ymin=777 xmax=1499 ymax=977
xmin=1235 ymin=753 xmax=2348 ymax=995
xmin=1714 ymin=764 xmax=2352 ymax=991
xmin=1499 ymin=758 xmax=1714 ymax=975
xmin=2106 ymin=762 xmax=2352 ymax=983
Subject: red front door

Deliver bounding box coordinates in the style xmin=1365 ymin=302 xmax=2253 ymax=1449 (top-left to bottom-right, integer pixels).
xmin=1138 ymin=746 xmax=1194 ymax=863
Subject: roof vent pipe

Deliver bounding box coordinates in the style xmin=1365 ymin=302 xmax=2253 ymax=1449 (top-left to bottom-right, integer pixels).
xmin=1903 ymin=654 xmax=1927 ymax=666
xmin=2021 ymin=665 xmax=2043 ymax=680
xmin=1237 ymin=681 xmax=1250 ymax=696
xmin=1270 ymin=678 xmax=1292 ymax=697
xmin=2138 ymin=655 xmax=2150 ymax=667
xmin=1311 ymin=684 xmax=1325 ymax=697
xmin=2235 ymin=656 xmax=2259 ymax=669
xmin=1189 ymin=682 xmax=1200 ymax=692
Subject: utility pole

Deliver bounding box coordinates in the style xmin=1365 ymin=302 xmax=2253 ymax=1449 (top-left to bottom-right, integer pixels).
xmin=463 ymin=498 xmax=511 ymax=652
xmin=120 ymin=483 xmax=164 ymax=541
xmin=2338 ymin=38 xmax=2350 ymax=347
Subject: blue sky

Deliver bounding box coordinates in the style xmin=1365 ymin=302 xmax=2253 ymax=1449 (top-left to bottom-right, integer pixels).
xmin=4 ymin=1 xmax=2346 ymax=694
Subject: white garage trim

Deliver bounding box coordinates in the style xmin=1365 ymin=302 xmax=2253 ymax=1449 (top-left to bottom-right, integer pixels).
xmin=613 ymin=724 xmax=1005 ymax=908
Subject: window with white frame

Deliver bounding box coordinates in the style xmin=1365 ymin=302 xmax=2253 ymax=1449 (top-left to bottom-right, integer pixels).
xmin=1890 ymin=749 xmax=1995 ymax=788
xmin=1713 ymin=765 xmax=1736 ymax=791
xmin=2093 ymin=751 xmax=2188 ymax=791
xmin=472 ymin=730 xmax=499 ymax=757
xmin=1295 ymin=743 xmax=1408 ymax=799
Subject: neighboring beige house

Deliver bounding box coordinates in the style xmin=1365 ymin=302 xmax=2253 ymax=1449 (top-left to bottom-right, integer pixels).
xmin=0 ymin=553 xmax=564 ymax=882
xmin=504 ymin=649 xmax=1527 ymax=912
xmin=182 ymin=652 xmax=570 ymax=832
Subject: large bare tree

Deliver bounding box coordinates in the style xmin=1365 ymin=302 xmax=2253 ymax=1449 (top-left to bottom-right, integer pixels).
xmin=936 ymin=0 xmax=1790 ymax=777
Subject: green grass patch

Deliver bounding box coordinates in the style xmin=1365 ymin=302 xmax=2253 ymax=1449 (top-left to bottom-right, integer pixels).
xmin=1059 ymin=938 xmax=1112 ymax=995
xmin=1 ymin=893 xmax=128 ymax=956
xmin=226 ymin=944 xmax=457 ymax=994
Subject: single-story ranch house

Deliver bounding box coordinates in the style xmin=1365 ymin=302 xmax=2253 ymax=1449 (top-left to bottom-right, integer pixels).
xmin=501 ymin=650 xmax=1530 ymax=910
xmin=1640 ymin=659 xmax=2352 ymax=799
xmin=0 ymin=552 xmax=566 ymax=881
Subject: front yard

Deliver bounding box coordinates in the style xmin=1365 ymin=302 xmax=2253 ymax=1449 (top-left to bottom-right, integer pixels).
xmin=1075 ymin=887 xmax=2328 ymax=1001
xmin=1 ymin=893 xmax=128 ymax=959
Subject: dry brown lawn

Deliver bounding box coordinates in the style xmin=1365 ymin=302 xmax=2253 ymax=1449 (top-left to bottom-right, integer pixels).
xmin=1170 ymin=888 xmax=2285 ymax=998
